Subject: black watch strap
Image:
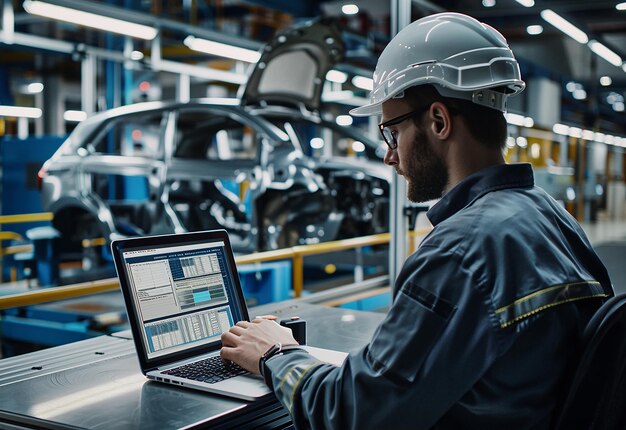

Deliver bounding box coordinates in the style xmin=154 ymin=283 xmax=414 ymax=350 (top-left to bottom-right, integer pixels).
xmin=258 ymin=343 xmax=304 ymax=390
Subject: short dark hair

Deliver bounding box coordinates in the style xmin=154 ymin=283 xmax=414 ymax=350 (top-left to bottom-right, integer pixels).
xmin=402 ymin=85 xmax=508 ymax=150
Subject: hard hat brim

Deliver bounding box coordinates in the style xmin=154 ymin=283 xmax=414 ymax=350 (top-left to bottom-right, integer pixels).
xmin=349 ymin=102 xmax=382 ymax=117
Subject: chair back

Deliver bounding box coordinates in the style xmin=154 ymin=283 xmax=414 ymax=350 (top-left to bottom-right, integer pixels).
xmin=554 ymin=293 xmax=626 ymax=430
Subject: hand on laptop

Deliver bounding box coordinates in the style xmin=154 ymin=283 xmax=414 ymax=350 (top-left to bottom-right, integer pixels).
xmin=220 ymin=318 xmax=299 ymax=374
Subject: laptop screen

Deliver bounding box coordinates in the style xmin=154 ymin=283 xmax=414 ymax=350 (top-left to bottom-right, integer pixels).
xmin=118 ymin=236 xmax=245 ymax=360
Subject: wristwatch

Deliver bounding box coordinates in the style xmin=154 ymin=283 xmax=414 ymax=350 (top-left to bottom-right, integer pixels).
xmin=259 ymin=343 xmax=302 ymax=389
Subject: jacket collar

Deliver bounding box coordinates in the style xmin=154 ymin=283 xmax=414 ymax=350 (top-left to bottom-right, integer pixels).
xmin=427 ymin=163 xmax=534 ymax=226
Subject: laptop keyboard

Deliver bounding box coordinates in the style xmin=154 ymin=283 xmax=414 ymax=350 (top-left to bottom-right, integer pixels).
xmin=162 ymin=356 xmax=249 ymax=384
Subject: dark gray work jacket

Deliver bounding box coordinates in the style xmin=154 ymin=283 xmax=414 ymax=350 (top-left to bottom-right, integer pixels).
xmin=265 ymin=163 xmax=613 ymax=430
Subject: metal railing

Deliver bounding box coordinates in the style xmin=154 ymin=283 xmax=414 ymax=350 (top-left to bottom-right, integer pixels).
xmin=0 ymin=212 xmax=55 ymax=282
xmin=0 ymin=228 xmax=431 ymax=310
xmin=0 ymin=213 xmax=54 ymax=224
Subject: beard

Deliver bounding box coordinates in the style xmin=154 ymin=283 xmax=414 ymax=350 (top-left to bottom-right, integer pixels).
xmin=397 ymin=128 xmax=449 ymax=203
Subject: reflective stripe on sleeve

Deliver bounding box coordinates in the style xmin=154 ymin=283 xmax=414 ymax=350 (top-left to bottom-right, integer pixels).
xmin=495 ymin=281 xmax=608 ymax=328
xmin=274 ymin=358 xmax=322 ymax=413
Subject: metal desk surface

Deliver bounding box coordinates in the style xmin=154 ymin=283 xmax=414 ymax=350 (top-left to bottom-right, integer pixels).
xmin=0 ymin=302 xmax=384 ymax=429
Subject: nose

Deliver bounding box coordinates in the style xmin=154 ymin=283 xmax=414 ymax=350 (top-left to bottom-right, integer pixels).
xmin=384 ymin=146 xmax=398 ymax=166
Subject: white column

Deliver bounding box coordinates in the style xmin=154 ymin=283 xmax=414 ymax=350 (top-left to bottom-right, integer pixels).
xmin=81 ymin=53 xmax=97 ymax=115
xmin=388 ymin=0 xmax=411 ymax=285
xmin=17 ymin=117 xmax=28 ymax=139
xmin=177 ymin=74 xmax=191 ymax=103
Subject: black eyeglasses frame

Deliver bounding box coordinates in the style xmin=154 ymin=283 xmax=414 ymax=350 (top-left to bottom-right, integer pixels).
xmin=378 ymin=106 xmax=430 ymax=150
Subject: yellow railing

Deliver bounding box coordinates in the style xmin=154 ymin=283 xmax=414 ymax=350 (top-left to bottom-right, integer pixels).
xmin=0 ymin=228 xmax=431 ymax=310
xmin=0 ymin=212 xmax=55 ymax=281
xmin=0 ymin=278 xmax=119 ymax=310
xmin=0 ymin=212 xmax=54 ymax=224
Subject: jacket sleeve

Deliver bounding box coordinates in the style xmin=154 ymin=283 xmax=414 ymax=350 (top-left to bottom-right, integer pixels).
xmin=265 ymin=244 xmax=503 ymax=430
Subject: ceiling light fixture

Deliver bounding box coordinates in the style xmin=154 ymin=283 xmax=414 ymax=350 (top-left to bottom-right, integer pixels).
xmin=505 ymin=113 xmax=534 ymax=128
xmin=505 ymin=113 xmax=525 ymax=126
xmin=326 ymin=69 xmax=348 ymax=84
xmin=588 ymin=40 xmax=623 ymax=67
xmin=582 ymin=130 xmax=594 ymax=140
xmin=0 ymin=105 xmax=42 ymax=118
xmin=600 ymin=76 xmax=612 ymax=86
xmin=336 ymin=115 xmax=353 ymax=126
xmin=341 ymin=4 xmax=359 ymax=15
xmin=310 ymin=138 xmax=324 ymax=149
xmin=352 ymin=141 xmax=365 ymax=152
xmin=526 ymin=25 xmax=543 ymax=35
xmin=482 ymin=0 xmax=496 ymax=7
xmin=129 ymin=50 xmax=144 ymax=61
xmin=23 ymin=0 xmax=158 ymax=40
xmin=607 ymin=92 xmax=622 ymax=104
xmin=540 ymin=9 xmax=588 ymax=44
xmin=553 ymin=123 xmax=569 ymax=135
xmin=352 ymin=76 xmax=373 ymax=91
xmin=183 ymin=36 xmax=261 ymax=63
xmin=25 ymin=82 xmax=44 ymax=94
xmin=515 ymin=0 xmax=534 ymax=7
xmin=616 ymin=2 xmax=626 ymax=10
xmin=568 ymin=127 xmax=583 ymax=138
xmin=63 ymin=110 xmax=87 ymax=122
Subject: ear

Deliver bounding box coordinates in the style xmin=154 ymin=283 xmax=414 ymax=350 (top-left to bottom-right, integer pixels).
xmin=427 ymin=102 xmax=452 ymax=140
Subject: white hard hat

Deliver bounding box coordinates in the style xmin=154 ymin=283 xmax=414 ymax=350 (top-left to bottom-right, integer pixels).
xmin=350 ymin=12 xmax=525 ymax=116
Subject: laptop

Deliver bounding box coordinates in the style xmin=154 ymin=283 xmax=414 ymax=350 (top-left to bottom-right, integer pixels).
xmin=112 ymin=229 xmax=347 ymax=401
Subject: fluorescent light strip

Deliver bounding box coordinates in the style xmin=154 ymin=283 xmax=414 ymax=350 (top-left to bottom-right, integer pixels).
xmin=184 ymin=36 xmax=261 ymax=63
xmin=326 ymin=69 xmax=348 ymax=83
xmin=506 ymin=113 xmax=523 ymax=126
xmin=352 ymin=141 xmax=365 ymax=152
xmin=582 ymin=130 xmax=594 ymax=140
xmin=569 ymin=127 xmax=583 ymax=138
xmin=23 ymin=1 xmax=158 ymax=40
xmin=310 ymin=137 xmax=324 ymax=149
xmin=0 ymin=105 xmax=42 ymax=118
xmin=336 ymin=115 xmax=353 ymax=126
xmin=526 ymin=25 xmax=543 ymax=35
xmin=515 ymin=0 xmax=535 ymax=7
xmin=588 ymin=40 xmax=623 ymax=67
xmin=540 ymin=9 xmax=588 ymax=44
xmin=553 ymin=123 xmax=569 ymax=135
xmin=600 ymin=76 xmax=612 ymax=86
xmin=553 ymin=124 xmax=626 ymax=146
xmin=342 ymin=4 xmax=359 ymax=15
xmin=352 ymin=76 xmax=373 ymax=91
xmin=617 ymin=2 xmax=626 ymax=10
xmin=505 ymin=113 xmax=534 ymax=128
xmin=26 ymin=82 xmax=44 ymax=94
xmin=63 ymin=110 xmax=87 ymax=122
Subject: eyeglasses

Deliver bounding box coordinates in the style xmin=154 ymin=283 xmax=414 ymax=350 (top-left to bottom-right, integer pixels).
xmin=378 ymin=106 xmax=430 ymax=150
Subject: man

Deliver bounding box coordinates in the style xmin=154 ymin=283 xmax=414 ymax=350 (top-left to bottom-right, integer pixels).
xmin=221 ymin=12 xmax=613 ymax=429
